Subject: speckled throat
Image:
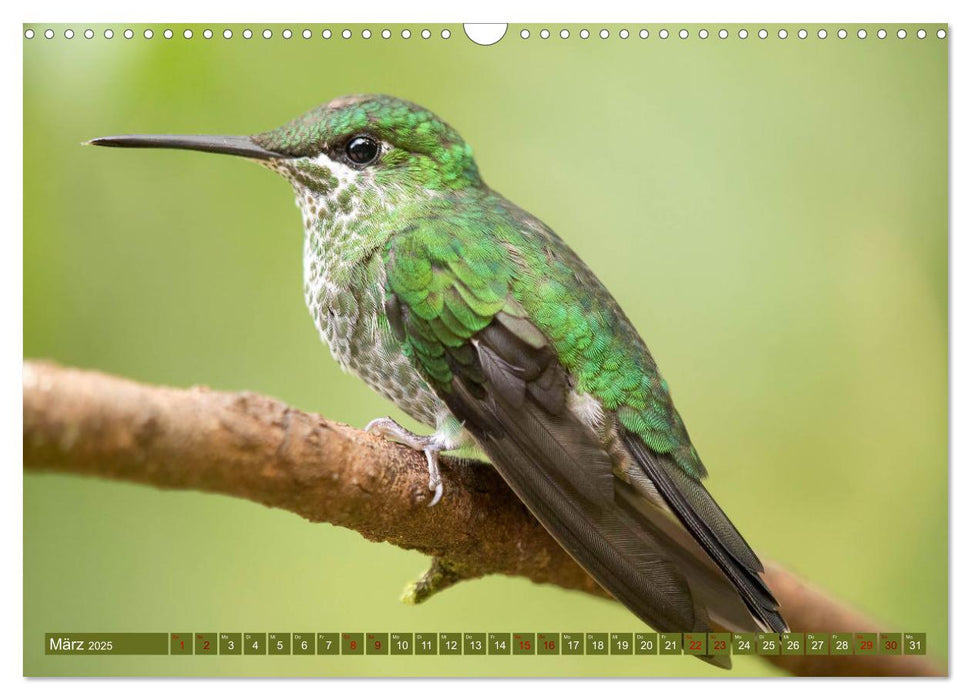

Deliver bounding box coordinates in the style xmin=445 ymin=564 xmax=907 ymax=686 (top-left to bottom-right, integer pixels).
xmin=265 ymin=155 xmax=449 ymax=429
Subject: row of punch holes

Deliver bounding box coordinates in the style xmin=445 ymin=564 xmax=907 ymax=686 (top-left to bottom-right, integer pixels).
xmin=24 ymin=24 xmax=948 ymax=44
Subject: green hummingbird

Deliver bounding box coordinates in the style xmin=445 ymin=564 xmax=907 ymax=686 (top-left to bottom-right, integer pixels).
xmin=90 ymin=94 xmax=787 ymax=666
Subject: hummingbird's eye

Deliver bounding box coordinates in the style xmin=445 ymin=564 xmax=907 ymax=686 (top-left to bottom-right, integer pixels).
xmin=345 ymin=136 xmax=380 ymax=165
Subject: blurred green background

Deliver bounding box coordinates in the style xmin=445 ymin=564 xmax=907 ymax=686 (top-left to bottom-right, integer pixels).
xmin=23 ymin=23 xmax=947 ymax=677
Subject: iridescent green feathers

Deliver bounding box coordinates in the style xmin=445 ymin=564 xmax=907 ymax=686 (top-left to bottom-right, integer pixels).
xmin=254 ymin=95 xmax=480 ymax=189
xmin=384 ymin=193 xmax=707 ymax=481
xmin=386 ymin=215 xmax=507 ymax=387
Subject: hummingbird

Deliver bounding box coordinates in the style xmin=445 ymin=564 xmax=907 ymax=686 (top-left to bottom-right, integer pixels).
xmin=90 ymin=94 xmax=787 ymax=666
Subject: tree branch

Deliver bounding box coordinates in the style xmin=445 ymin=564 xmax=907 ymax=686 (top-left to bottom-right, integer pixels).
xmin=22 ymin=361 xmax=943 ymax=677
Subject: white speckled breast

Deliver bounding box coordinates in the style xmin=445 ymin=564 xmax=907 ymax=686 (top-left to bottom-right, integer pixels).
xmin=281 ymin=155 xmax=448 ymax=428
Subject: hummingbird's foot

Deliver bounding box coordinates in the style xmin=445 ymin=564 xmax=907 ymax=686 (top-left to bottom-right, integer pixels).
xmin=365 ymin=417 xmax=452 ymax=507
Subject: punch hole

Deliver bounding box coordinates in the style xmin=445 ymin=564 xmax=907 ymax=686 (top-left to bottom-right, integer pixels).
xmin=837 ymin=29 xmax=847 ymax=39
xmin=619 ymin=29 xmax=630 ymax=39
xmin=758 ymin=29 xmax=768 ymax=39
xmin=382 ymin=29 xmax=391 ymax=39
xmin=580 ymin=29 xmax=590 ymax=39
xmin=124 ymin=29 xmax=133 ymax=39
xmin=937 ymin=29 xmax=946 ymax=38
xmin=163 ymin=29 xmax=173 ymax=39
xmin=699 ymin=29 xmax=709 ymax=39
xmin=599 ymin=29 xmax=609 ymax=39
xmin=64 ymin=29 xmax=74 ymax=39
xmin=540 ymin=29 xmax=550 ymax=39
xmin=263 ymin=29 xmax=273 ymax=39
xmin=105 ymin=29 xmax=114 ymax=39
xmin=361 ymin=29 xmax=371 ymax=39
xmin=639 ymin=29 xmax=648 ymax=39
xmin=718 ymin=29 xmax=728 ymax=39
xmin=322 ymin=29 xmax=332 ymax=39
xmin=441 ymin=29 xmax=451 ymax=39
xmin=560 ymin=29 xmax=570 ymax=39
xmin=282 ymin=29 xmax=292 ymax=39
xmin=659 ymin=29 xmax=669 ymax=39
xmin=143 ymin=29 xmax=153 ymax=39
xmin=798 ymin=29 xmax=807 ymax=39
xmin=679 ymin=29 xmax=688 ymax=39
xmin=818 ymin=29 xmax=827 ymax=39
xmin=463 ymin=24 xmax=507 ymax=46
xmin=917 ymin=29 xmax=926 ymax=39
xmin=242 ymin=29 xmax=253 ymax=39
xmin=84 ymin=28 xmax=94 ymax=39
xmin=402 ymin=29 xmax=411 ymax=39
xmin=223 ymin=29 xmax=232 ymax=39
xmin=421 ymin=29 xmax=431 ymax=39
xmin=778 ymin=28 xmax=788 ymax=39
xmin=44 ymin=28 xmax=54 ymax=39
xmin=877 ymin=29 xmax=887 ymax=39
xmin=738 ymin=28 xmax=748 ymax=39
xmin=897 ymin=29 xmax=906 ymax=39
xmin=184 ymin=29 xmax=193 ymax=39
xmin=858 ymin=29 xmax=867 ymax=39
xmin=24 ymin=28 xmax=34 ymax=39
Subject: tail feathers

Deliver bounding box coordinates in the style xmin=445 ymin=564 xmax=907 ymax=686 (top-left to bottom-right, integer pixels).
xmin=622 ymin=430 xmax=788 ymax=634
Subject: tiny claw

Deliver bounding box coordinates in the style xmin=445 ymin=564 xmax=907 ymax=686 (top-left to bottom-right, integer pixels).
xmin=428 ymin=480 xmax=443 ymax=507
xmin=424 ymin=448 xmax=444 ymax=507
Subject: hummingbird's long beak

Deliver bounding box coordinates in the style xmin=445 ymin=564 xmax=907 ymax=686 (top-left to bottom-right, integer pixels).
xmin=86 ymin=134 xmax=289 ymax=161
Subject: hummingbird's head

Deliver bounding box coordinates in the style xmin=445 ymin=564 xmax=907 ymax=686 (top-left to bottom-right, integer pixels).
xmin=252 ymin=94 xmax=481 ymax=192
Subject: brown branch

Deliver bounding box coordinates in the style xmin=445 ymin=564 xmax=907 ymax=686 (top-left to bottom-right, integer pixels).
xmin=22 ymin=361 xmax=944 ymax=677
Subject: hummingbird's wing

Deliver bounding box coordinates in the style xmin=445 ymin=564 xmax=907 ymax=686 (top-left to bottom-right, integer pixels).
xmin=383 ymin=211 xmax=785 ymax=661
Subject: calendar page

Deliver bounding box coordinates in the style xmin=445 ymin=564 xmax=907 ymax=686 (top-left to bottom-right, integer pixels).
xmin=22 ymin=19 xmax=948 ymax=679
